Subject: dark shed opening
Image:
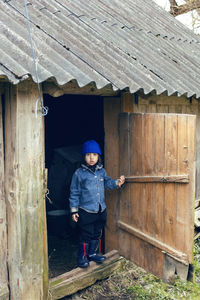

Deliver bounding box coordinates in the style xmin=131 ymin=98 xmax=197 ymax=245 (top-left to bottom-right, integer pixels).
xmin=44 ymin=94 xmax=104 ymax=278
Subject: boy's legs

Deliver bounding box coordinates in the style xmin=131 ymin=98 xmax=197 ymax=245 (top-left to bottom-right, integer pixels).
xmin=93 ymin=208 xmax=107 ymax=240
xmin=78 ymin=208 xmax=107 ymax=264
xmin=76 ymin=209 xmax=96 ymax=268
xmin=78 ymin=208 xmax=96 ymax=242
xmin=88 ymin=208 xmax=107 ymax=263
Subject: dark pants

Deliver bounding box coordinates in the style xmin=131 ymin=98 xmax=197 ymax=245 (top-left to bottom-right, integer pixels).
xmin=78 ymin=207 xmax=107 ymax=243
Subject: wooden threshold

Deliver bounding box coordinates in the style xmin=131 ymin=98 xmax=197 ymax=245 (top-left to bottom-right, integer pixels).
xmin=118 ymin=220 xmax=189 ymax=265
xmin=48 ymin=250 xmax=125 ymax=300
xmin=125 ymin=175 xmax=189 ymax=183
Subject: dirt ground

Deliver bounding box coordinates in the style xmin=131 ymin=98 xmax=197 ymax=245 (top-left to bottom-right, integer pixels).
xmin=48 ymin=234 xmax=78 ymax=278
xmin=61 ymin=239 xmax=200 ymax=300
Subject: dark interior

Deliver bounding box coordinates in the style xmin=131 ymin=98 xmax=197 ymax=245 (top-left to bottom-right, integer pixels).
xmin=44 ymin=93 xmax=104 ymax=278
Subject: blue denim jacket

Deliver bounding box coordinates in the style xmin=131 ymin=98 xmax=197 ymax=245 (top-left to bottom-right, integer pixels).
xmin=69 ymin=163 xmax=118 ymax=213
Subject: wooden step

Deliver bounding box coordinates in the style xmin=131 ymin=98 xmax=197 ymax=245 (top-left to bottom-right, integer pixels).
xmin=49 ymin=250 xmax=125 ymax=300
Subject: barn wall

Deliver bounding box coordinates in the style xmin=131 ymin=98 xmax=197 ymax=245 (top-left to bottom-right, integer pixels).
xmin=122 ymin=92 xmax=200 ymax=114
xmin=104 ymin=92 xmax=200 ymax=252
xmin=0 ymin=84 xmax=9 ymax=300
xmin=4 ymin=81 xmax=47 ymax=300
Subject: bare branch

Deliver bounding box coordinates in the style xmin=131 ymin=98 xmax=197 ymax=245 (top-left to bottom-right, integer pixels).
xmin=169 ymin=0 xmax=178 ymax=7
xmin=170 ymin=0 xmax=200 ymax=16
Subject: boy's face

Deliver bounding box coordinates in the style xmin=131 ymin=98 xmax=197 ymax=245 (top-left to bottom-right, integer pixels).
xmin=85 ymin=153 xmax=98 ymax=166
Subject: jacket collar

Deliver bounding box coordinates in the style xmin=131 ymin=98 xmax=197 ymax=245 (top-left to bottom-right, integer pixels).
xmin=81 ymin=162 xmax=103 ymax=173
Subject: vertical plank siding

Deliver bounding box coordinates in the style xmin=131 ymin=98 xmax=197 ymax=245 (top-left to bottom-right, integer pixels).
xmin=4 ymin=82 xmax=46 ymax=300
xmin=0 ymin=86 xmax=9 ymax=300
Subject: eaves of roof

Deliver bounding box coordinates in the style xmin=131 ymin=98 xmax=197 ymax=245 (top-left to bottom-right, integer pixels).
xmin=1 ymin=0 xmax=200 ymax=98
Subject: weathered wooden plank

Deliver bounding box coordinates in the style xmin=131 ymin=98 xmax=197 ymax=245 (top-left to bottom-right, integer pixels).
xmin=49 ymin=250 xmax=125 ymax=300
xmin=129 ymin=114 xmax=143 ymax=233
xmin=118 ymin=113 xmax=131 ymax=259
xmin=104 ymin=97 xmax=120 ymax=252
xmin=163 ymin=253 xmax=189 ymax=283
xmin=0 ymin=90 xmax=9 ymax=300
xmin=151 ymin=114 xmax=165 ymax=243
xmin=164 ymin=115 xmax=178 ymax=248
xmin=4 ymin=81 xmax=46 ymax=300
xmin=141 ymin=114 xmax=153 ymax=236
xmin=185 ymin=115 xmax=196 ymax=263
xmin=176 ymin=115 xmax=189 ymax=254
xmin=118 ymin=220 xmax=188 ymax=265
xmin=156 ymin=104 xmax=169 ymax=113
xmin=121 ymin=92 xmax=134 ymax=112
xmin=125 ymin=175 xmax=189 ymax=183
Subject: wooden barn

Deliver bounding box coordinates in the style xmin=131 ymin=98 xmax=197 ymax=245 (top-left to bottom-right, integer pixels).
xmin=1 ymin=0 xmax=200 ymax=299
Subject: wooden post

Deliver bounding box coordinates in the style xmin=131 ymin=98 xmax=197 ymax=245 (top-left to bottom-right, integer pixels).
xmin=104 ymin=97 xmax=121 ymax=252
xmin=4 ymin=81 xmax=47 ymax=300
xmin=0 ymin=85 xmax=9 ymax=300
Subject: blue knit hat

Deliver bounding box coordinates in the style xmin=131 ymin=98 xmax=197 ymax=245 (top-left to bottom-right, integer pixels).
xmin=82 ymin=140 xmax=102 ymax=155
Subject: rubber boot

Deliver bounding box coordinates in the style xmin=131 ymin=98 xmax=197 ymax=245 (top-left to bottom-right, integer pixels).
xmin=77 ymin=242 xmax=89 ymax=268
xmin=88 ymin=239 xmax=106 ymax=263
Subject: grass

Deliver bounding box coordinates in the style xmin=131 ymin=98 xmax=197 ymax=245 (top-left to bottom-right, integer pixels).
xmin=65 ymin=238 xmax=200 ymax=300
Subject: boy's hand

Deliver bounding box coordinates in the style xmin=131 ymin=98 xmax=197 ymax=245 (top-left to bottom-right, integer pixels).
xmin=118 ymin=175 xmax=125 ymax=187
xmin=72 ymin=213 xmax=79 ymax=222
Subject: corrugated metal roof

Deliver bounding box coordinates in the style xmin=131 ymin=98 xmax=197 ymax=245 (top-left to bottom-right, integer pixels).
xmin=1 ymin=0 xmax=200 ymax=98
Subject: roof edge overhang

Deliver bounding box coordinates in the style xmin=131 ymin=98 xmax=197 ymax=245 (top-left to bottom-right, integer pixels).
xmin=0 ymin=75 xmax=199 ymax=100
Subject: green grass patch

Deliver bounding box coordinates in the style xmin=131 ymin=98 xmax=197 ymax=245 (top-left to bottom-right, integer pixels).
xmin=68 ymin=239 xmax=200 ymax=300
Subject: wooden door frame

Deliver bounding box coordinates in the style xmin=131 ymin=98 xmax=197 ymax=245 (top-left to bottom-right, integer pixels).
xmin=44 ymin=92 xmax=124 ymax=299
xmin=4 ymin=81 xmax=46 ymax=300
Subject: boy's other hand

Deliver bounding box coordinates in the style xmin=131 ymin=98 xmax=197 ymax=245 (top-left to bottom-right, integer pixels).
xmin=118 ymin=175 xmax=125 ymax=187
xmin=72 ymin=213 xmax=79 ymax=222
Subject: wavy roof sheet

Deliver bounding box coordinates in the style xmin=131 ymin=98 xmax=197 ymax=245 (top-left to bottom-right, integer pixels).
xmin=1 ymin=0 xmax=200 ymax=97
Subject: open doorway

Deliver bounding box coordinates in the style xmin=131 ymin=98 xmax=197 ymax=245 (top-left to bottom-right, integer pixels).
xmin=44 ymin=93 xmax=104 ymax=278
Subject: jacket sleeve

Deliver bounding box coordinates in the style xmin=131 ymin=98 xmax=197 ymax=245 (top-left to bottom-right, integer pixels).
xmin=69 ymin=170 xmax=81 ymax=213
xmin=104 ymin=169 xmax=118 ymax=190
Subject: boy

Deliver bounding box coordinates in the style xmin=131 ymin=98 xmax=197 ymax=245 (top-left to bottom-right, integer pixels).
xmin=69 ymin=140 xmax=125 ymax=268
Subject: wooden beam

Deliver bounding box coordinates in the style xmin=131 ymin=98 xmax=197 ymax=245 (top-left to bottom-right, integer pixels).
xmin=125 ymin=175 xmax=189 ymax=183
xmin=49 ymin=250 xmax=125 ymax=300
xmin=118 ymin=220 xmax=189 ymax=265
xmin=43 ymin=81 xmax=119 ymax=97
xmin=0 ymin=89 xmax=9 ymax=299
xmin=4 ymin=81 xmax=46 ymax=300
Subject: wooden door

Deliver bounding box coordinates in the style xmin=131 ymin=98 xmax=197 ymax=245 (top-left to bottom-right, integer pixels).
xmin=118 ymin=113 xmax=196 ymax=281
